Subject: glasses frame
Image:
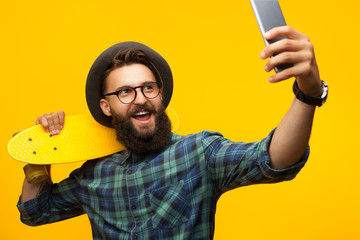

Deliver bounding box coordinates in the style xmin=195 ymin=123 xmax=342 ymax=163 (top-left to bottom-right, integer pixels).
xmin=103 ymin=81 xmax=161 ymax=104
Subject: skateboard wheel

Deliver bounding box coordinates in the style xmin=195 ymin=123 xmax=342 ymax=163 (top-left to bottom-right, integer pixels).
xmin=23 ymin=164 xmax=50 ymax=184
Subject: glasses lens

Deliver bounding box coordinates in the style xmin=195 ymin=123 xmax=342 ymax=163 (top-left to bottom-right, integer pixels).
xmin=118 ymin=87 xmax=135 ymax=104
xmin=142 ymin=82 xmax=160 ymax=99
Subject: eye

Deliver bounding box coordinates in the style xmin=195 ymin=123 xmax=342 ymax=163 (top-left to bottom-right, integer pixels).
xmin=143 ymin=82 xmax=157 ymax=91
xmin=119 ymin=87 xmax=132 ymax=96
xmin=143 ymin=85 xmax=153 ymax=91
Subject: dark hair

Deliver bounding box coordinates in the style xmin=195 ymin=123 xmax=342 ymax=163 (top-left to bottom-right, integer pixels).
xmin=102 ymin=48 xmax=163 ymax=95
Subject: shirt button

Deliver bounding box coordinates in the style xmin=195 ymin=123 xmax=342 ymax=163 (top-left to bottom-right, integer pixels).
xmin=133 ymin=234 xmax=138 ymax=239
xmin=127 ymin=169 xmax=133 ymax=174
xmin=131 ymin=204 xmax=137 ymax=210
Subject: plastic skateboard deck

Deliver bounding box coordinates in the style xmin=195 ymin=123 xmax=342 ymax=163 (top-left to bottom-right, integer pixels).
xmin=8 ymin=108 xmax=179 ymax=165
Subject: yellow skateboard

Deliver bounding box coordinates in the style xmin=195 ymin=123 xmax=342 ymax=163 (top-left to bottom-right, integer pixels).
xmin=8 ymin=108 xmax=180 ymax=165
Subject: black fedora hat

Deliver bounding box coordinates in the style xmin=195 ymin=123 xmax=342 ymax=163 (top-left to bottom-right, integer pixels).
xmin=86 ymin=41 xmax=173 ymax=128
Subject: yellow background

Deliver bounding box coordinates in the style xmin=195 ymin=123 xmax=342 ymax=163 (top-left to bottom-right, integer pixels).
xmin=1 ymin=0 xmax=359 ymax=239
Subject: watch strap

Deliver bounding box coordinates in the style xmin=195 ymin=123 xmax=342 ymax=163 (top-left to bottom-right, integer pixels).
xmin=293 ymin=80 xmax=328 ymax=107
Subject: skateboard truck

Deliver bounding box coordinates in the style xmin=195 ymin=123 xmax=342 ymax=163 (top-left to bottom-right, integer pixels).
xmin=23 ymin=164 xmax=50 ymax=184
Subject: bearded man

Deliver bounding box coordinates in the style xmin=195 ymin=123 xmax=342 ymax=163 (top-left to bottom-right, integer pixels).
xmin=18 ymin=26 xmax=328 ymax=240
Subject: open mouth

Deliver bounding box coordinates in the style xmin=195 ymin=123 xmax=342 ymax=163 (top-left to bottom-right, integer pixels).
xmin=132 ymin=111 xmax=152 ymax=122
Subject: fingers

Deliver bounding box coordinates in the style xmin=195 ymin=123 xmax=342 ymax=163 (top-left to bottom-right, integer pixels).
xmin=260 ymin=38 xmax=310 ymax=60
xmin=264 ymin=26 xmax=308 ymax=42
xmin=260 ymin=26 xmax=317 ymax=82
xmin=267 ymin=62 xmax=312 ymax=83
xmin=36 ymin=110 xmax=65 ymax=135
xmin=263 ymin=46 xmax=314 ymax=74
xmin=56 ymin=110 xmax=65 ymax=129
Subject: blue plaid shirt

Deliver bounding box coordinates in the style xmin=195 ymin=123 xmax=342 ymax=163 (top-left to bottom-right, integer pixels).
xmin=18 ymin=130 xmax=308 ymax=239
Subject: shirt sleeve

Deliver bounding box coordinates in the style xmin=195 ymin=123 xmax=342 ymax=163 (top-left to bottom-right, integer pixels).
xmin=17 ymin=176 xmax=85 ymax=226
xmin=202 ymin=129 xmax=309 ymax=194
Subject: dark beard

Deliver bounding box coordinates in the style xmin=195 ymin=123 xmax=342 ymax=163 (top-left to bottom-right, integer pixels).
xmin=111 ymin=105 xmax=172 ymax=155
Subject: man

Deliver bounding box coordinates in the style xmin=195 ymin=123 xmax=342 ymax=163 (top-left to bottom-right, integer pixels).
xmin=17 ymin=26 xmax=328 ymax=239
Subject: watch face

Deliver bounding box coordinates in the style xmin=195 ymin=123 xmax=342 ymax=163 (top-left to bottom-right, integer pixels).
xmin=321 ymin=81 xmax=328 ymax=99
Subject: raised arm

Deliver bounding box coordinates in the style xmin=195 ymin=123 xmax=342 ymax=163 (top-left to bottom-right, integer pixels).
xmin=260 ymin=26 xmax=325 ymax=169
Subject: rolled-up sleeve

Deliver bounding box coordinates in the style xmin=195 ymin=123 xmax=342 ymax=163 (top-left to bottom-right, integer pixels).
xmin=17 ymin=177 xmax=84 ymax=226
xmin=17 ymin=189 xmax=53 ymax=226
xmin=203 ymin=129 xmax=308 ymax=193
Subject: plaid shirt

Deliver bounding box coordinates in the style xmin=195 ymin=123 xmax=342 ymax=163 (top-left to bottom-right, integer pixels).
xmin=18 ymin=130 xmax=308 ymax=240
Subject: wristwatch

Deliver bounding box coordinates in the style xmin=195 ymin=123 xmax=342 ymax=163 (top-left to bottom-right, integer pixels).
xmin=293 ymin=80 xmax=328 ymax=107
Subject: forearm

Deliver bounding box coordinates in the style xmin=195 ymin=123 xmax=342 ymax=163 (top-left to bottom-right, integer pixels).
xmin=269 ymin=97 xmax=316 ymax=169
xmin=20 ymin=178 xmax=53 ymax=203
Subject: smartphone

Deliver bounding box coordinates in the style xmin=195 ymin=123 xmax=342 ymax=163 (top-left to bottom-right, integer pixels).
xmin=250 ymin=0 xmax=293 ymax=72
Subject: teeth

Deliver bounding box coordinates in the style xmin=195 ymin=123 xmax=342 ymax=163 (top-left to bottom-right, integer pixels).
xmin=134 ymin=111 xmax=149 ymax=116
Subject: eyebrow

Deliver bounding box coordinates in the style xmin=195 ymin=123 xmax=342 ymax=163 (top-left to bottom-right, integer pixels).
xmin=113 ymin=81 xmax=157 ymax=92
xmin=113 ymin=85 xmax=131 ymax=92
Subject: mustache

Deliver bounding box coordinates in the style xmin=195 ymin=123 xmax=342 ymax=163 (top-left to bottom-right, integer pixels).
xmin=127 ymin=104 xmax=157 ymax=117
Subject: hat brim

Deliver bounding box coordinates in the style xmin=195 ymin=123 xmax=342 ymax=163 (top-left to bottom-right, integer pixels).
xmin=86 ymin=41 xmax=173 ymax=128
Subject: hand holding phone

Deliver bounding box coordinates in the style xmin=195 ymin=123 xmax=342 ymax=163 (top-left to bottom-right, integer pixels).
xmin=250 ymin=0 xmax=293 ymax=72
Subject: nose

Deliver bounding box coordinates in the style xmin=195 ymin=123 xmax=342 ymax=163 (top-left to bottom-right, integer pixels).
xmin=132 ymin=87 xmax=147 ymax=105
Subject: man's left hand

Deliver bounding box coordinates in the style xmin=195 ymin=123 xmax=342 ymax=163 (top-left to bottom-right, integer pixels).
xmin=260 ymin=26 xmax=322 ymax=97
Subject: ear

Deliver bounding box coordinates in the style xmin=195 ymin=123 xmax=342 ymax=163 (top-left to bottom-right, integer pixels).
xmin=100 ymin=98 xmax=112 ymax=116
xmin=159 ymin=89 xmax=164 ymax=102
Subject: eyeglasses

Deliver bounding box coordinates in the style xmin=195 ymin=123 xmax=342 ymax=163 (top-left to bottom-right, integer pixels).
xmin=104 ymin=82 xmax=161 ymax=104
